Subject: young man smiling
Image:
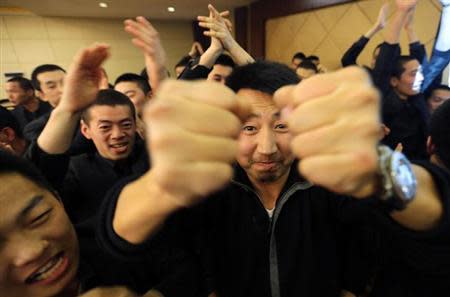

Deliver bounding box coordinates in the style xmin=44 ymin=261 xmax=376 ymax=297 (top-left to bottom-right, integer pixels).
xmin=28 ymin=48 xmax=148 ymax=224
xmin=0 ymin=150 xmax=199 ymax=297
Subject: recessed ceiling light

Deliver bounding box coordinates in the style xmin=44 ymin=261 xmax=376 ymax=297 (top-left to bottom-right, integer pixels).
xmin=99 ymin=2 xmax=108 ymax=8
xmin=167 ymin=6 xmax=175 ymax=12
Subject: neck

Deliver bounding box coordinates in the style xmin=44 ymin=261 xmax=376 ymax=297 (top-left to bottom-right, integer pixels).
xmin=23 ymin=97 xmax=40 ymax=112
xmin=394 ymin=89 xmax=409 ymax=101
xmin=250 ymin=169 xmax=290 ymax=210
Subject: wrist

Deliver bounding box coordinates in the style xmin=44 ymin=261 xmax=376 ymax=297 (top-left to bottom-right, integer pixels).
xmin=54 ymin=103 xmax=82 ymax=117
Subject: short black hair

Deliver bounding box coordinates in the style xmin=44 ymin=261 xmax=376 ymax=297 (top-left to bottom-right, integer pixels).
xmin=427 ymin=84 xmax=450 ymax=100
xmin=114 ymin=73 xmax=151 ymax=94
xmin=226 ymin=60 xmax=300 ymax=95
xmin=31 ymin=64 xmax=66 ymax=91
xmin=430 ymin=99 xmax=450 ymax=169
xmin=215 ymin=54 xmax=236 ymax=68
xmin=391 ymin=56 xmax=417 ymax=79
xmin=298 ymin=60 xmax=318 ymax=72
xmin=0 ymin=106 xmax=23 ymax=138
xmin=7 ymin=76 xmax=35 ymax=92
xmin=0 ymin=149 xmax=56 ymax=195
xmin=81 ymin=89 xmax=136 ymax=124
xmin=372 ymin=43 xmax=383 ymax=57
xmin=429 ymin=84 xmax=450 ymax=94
xmin=307 ymin=55 xmax=319 ymax=62
xmin=292 ymin=52 xmax=306 ymax=61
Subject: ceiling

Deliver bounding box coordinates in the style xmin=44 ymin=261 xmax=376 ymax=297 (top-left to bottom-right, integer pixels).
xmin=0 ymin=0 xmax=255 ymax=20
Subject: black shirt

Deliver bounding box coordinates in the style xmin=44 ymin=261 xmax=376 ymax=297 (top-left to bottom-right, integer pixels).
xmin=12 ymin=100 xmax=52 ymax=132
xmin=75 ymin=218 xmax=201 ymax=297
xmin=23 ymin=112 xmax=94 ymax=156
xmin=372 ymin=42 xmax=430 ymax=160
xmin=27 ymin=137 xmax=149 ymax=224
xmin=97 ymin=161 xmax=450 ymax=297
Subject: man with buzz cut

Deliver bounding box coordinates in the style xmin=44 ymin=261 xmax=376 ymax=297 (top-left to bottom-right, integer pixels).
xmin=5 ymin=76 xmax=52 ymax=132
xmin=28 ymin=87 xmax=149 ymax=224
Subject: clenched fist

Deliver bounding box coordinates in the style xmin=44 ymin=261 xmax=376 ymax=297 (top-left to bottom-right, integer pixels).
xmin=274 ymin=67 xmax=381 ymax=198
xmin=144 ymin=80 xmax=249 ymax=207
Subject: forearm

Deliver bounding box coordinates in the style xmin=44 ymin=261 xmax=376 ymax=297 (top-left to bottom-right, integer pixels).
xmin=227 ymin=40 xmax=254 ymax=66
xmin=113 ymin=171 xmax=181 ymax=244
xmin=385 ymin=10 xmax=409 ymax=44
xmin=390 ymin=165 xmax=443 ymax=231
xmin=364 ymin=23 xmax=382 ymax=39
xmin=199 ymin=46 xmax=222 ymax=69
xmin=405 ymin=27 xmax=419 ymax=44
xmin=436 ymin=6 xmax=450 ymax=51
xmin=148 ymin=63 xmax=167 ymax=94
xmin=37 ymin=107 xmax=80 ymax=154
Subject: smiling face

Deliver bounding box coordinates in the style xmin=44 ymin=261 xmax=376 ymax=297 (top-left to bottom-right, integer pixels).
xmin=236 ymin=89 xmax=294 ymax=184
xmin=0 ymin=172 xmax=79 ymax=297
xmin=81 ymin=105 xmax=136 ymax=161
xmin=391 ymin=60 xmax=424 ymax=98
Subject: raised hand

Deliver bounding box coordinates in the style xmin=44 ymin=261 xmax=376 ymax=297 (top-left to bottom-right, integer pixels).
xmin=124 ymin=17 xmax=167 ymax=91
xmin=376 ymin=2 xmax=389 ymax=29
xmin=198 ymin=4 xmax=235 ymax=50
xmin=143 ymin=80 xmax=249 ymax=207
xmin=274 ymin=67 xmax=381 ymax=198
xmin=58 ymin=44 xmax=109 ymax=113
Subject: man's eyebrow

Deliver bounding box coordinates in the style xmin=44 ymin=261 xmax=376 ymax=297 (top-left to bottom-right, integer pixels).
xmin=18 ymin=195 xmax=44 ymax=220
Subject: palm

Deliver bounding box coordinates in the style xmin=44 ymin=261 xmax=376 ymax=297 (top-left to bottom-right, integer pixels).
xmin=61 ymin=45 xmax=109 ymax=112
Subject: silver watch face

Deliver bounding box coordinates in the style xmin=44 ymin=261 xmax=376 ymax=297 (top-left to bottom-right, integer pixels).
xmin=390 ymin=152 xmax=417 ymax=202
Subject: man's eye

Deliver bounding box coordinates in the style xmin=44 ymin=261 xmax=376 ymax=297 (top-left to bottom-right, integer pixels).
xmin=275 ymin=124 xmax=288 ymax=130
xmin=30 ymin=209 xmax=52 ymax=227
xmin=243 ymin=126 xmax=257 ymax=132
xmin=99 ymin=126 xmax=110 ymax=131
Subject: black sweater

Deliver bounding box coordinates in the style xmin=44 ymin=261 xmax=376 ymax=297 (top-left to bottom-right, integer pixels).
xmin=97 ymin=162 xmax=450 ymax=297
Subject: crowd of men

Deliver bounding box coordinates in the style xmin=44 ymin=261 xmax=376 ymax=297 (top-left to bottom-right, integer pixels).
xmin=1 ymin=1 xmax=450 ymax=296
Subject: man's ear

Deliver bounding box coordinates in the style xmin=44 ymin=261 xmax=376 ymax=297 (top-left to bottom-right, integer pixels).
xmin=390 ymin=77 xmax=399 ymax=88
xmin=146 ymin=90 xmax=153 ymax=100
xmin=1 ymin=127 xmax=16 ymax=143
xmin=80 ymin=119 xmax=92 ymax=140
xmin=426 ymin=136 xmax=435 ymax=156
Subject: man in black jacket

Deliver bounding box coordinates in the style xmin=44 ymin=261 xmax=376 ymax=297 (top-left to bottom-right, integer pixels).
xmin=28 ymin=85 xmax=149 ymax=224
xmin=106 ymin=59 xmax=450 ymax=297
xmin=372 ymin=0 xmax=450 ymax=161
xmin=5 ymin=76 xmax=52 ymax=132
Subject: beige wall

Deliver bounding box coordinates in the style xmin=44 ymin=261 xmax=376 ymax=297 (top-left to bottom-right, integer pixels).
xmin=266 ymin=0 xmax=443 ymax=71
xmin=0 ymin=12 xmax=193 ymax=98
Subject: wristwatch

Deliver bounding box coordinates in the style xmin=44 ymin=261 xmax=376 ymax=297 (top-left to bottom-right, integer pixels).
xmin=377 ymin=145 xmax=417 ymax=211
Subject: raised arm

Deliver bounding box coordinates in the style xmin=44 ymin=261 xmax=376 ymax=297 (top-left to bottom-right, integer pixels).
xmin=198 ymin=4 xmax=254 ymax=66
xmin=373 ymin=0 xmax=418 ymax=93
xmin=112 ymin=80 xmax=250 ymax=244
xmin=124 ymin=17 xmax=167 ymax=93
xmin=341 ymin=3 xmax=388 ymax=67
xmin=37 ymin=44 xmax=109 ymax=154
xmin=274 ymin=66 xmax=443 ymax=231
